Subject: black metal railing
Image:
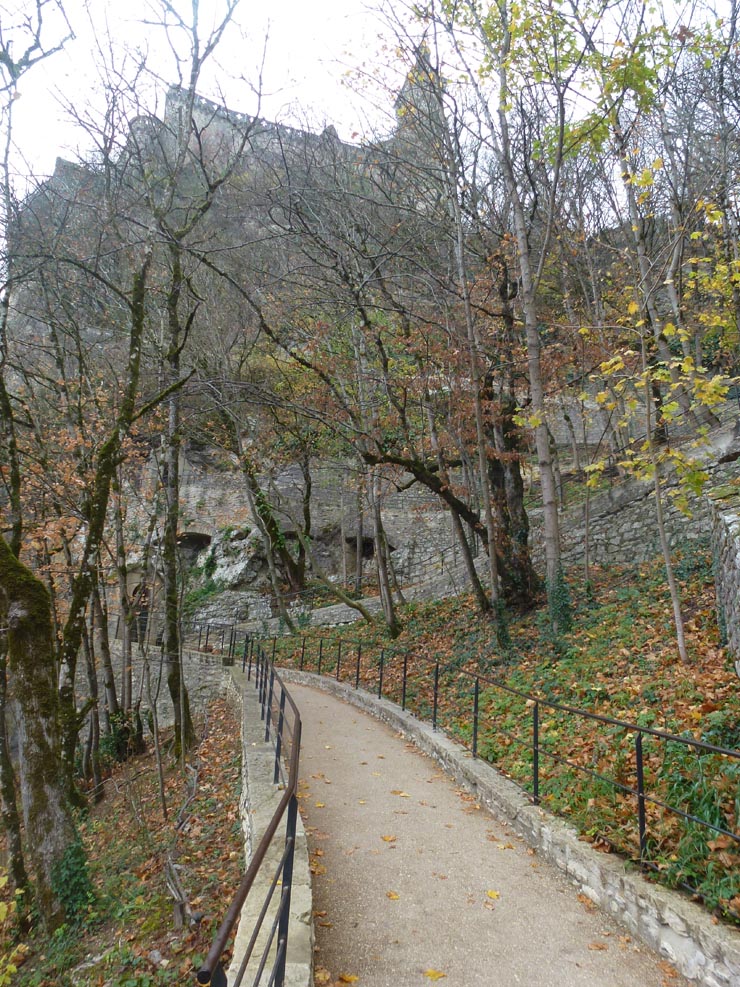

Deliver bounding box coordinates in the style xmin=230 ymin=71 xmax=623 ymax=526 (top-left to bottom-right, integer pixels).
xmin=196 ymin=641 xmax=302 ymax=987
xmin=270 ymin=632 xmax=740 ymax=918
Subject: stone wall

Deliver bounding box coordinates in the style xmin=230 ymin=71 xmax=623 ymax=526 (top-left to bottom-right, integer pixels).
xmin=529 ymin=428 xmax=740 ymax=573
xmin=109 ymin=644 xmax=232 ymax=729
xmin=709 ymin=486 xmax=740 ymax=661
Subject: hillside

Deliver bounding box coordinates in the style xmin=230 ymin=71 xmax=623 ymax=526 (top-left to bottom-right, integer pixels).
xmin=2 ymin=545 xmax=738 ymax=987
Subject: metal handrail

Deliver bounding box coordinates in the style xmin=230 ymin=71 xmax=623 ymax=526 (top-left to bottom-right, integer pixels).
xmin=196 ymin=642 xmax=302 ymax=987
xmin=273 ymin=631 xmax=740 ymax=916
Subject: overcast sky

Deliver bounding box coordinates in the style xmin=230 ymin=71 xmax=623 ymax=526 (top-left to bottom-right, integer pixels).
xmin=7 ymin=0 xmax=402 ymax=179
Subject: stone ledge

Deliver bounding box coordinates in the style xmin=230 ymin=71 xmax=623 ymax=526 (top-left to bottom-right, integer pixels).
xmin=224 ymin=670 xmax=313 ymax=987
xmin=280 ymin=669 xmax=740 ymax=987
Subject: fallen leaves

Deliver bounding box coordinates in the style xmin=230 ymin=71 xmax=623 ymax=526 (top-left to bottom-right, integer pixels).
xmin=422 ymin=969 xmax=447 ymax=981
xmin=390 ymin=789 xmax=411 ymax=798
xmin=486 ymin=889 xmax=500 ymax=900
xmin=386 ymin=890 xmax=400 ymax=900
xmin=658 ymin=959 xmax=679 ymax=984
xmin=381 ymin=834 xmax=397 ymax=843
xmin=577 ymin=893 xmax=597 ymax=912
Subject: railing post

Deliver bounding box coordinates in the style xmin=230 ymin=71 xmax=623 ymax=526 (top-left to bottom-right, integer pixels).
xmin=318 ymin=639 xmax=323 ymax=676
xmin=261 ymin=649 xmax=269 ymax=717
xmin=300 ymin=637 xmax=305 ymax=671
xmin=473 ymin=677 xmax=480 ymax=759
xmin=274 ymin=689 xmax=287 ymax=784
xmin=257 ymin=648 xmax=265 ymax=713
xmin=378 ymin=649 xmax=385 ymax=699
xmin=272 ymin=636 xmax=277 ymax=664
xmin=197 ymin=624 xmax=202 ymax=650
xmin=635 ymin=731 xmax=647 ymax=861
xmin=401 ymin=652 xmax=408 ymax=711
xmin=242 ymin=633 xmax=249 ymax=673
xmin=432 ymin=661 xmax=440 ymax=731
xmin=533 ymin=701 xmax=540 ymax=805
xmin=204 ymin=625 xmax=210 ymax=649
xmin=355 ymin=642 xmax=362 ymax=689
xmin=265 ymin=666 xmax=275 ymax=742
xmin=274 ymin=794 xmax=299 ymax=987
xmin=336 ymin=640 xmax=342 ymax=681
xmin=220 ymin=628 xmax=225 ymax=653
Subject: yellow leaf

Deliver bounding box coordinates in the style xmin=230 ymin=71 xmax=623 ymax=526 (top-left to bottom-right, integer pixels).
xmin=314 ymin=802 xmax=326 ymax=808
xmin=386 ymin=890 xmax=400 ymax=900
xmin=423 ymin=970 xmax=447 ymax=981
xmin=390 ymin=790 xmax=411 ymax=797
xmin=486 ymin=889 xmax=500 ymax=900
xmin=339 ymin=976 xmax=359 ymax=983
xmin=315 ymin=969 xmax=332 ymax=985
xmin=628 ymin=300 xmax=639 ymax=315
xmin=381 ymin=834 xmax=397 ymax=842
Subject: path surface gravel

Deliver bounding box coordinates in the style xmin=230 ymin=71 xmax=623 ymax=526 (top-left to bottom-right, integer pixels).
xmin=291 ymin=682 xmax=691 ymax=987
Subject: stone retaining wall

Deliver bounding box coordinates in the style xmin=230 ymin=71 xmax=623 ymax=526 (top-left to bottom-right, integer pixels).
xmin=223 ymin=670 xmax=312 ymax=987
xmin=108 ymin=645 xmax=231 ymax=728
xmin=529 ymin=456 xmax=740 ymax=572
xmin=709 ymin=486 xmax=740 ymax=661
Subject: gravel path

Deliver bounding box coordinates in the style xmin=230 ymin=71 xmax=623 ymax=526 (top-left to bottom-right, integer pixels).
xmin=291 ymin=682 xmax=690 ymax=987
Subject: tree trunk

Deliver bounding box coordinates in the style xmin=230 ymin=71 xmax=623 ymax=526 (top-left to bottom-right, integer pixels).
xmin=92 ymin=575 xmax=118 ymax=732
xmin=354 ymin=475 xmax=364 ymax=596
xmin=370 ymin=469 xmax=401 ymax=638
xmin=82 ymin=619 xmax=104 ymax=802
xmin=0 ymin=535 xmax=81 ymax=931
xmin=161 ymin=388 xmax=194 ymax=756
xmin=0 ymin=644 xmax=28 ymax=903
xmin=162 ymin=246 xmax=194 ymax=757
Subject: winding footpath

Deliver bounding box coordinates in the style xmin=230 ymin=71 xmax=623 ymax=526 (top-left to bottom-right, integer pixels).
xmin=291 ymin=683 xmax=690 ymax=987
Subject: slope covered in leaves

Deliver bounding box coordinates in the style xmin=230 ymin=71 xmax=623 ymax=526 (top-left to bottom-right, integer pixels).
xmin=2 ymin=699 xmax=243 ymax=987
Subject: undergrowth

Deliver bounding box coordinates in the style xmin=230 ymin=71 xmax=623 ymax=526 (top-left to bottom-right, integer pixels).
xmin=2 ymin=701 xmax=243 ymax=986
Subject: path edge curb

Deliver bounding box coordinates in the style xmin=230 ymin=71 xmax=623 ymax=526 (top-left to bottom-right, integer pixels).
xmin=281 ymin=668 xmax=740 ymax=987
xmin=224 ymin=668 xmax=314 ymax=987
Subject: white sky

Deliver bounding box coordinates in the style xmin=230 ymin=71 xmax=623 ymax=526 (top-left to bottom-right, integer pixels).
xmin=6 ymin=0 xmax=404 ymax=180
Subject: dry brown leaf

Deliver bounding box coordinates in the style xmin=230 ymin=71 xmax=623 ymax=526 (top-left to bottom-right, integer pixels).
xmin=658 ymin=960 xmax=679 ymax=981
